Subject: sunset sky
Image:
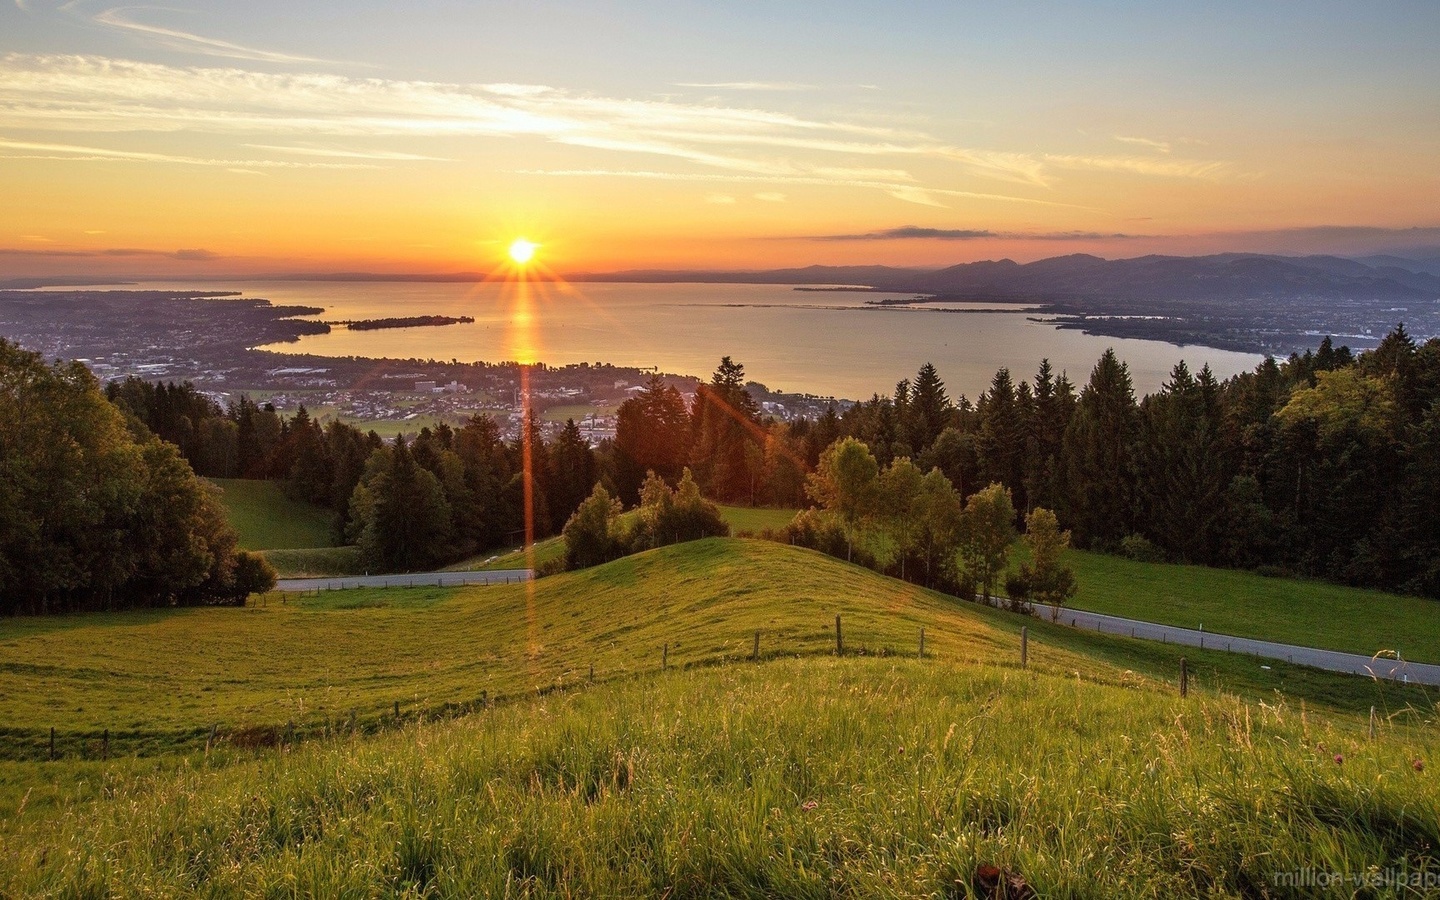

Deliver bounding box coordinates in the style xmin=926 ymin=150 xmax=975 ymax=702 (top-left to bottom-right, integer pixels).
xmin=2 ymin=0 xmax=1438 ymax=277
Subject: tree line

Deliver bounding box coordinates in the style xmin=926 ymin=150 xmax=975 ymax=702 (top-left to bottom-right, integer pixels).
xmin=95 ymin=325 xmax=1440 ymax=599
xmin=608 ymin=329 xmax=1440 ymax=599
xmin=0 ymin=340 xmax=273 ymax=615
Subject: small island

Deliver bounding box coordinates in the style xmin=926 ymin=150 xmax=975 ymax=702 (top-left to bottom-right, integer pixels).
xmin=335 ymin=315 xmax=476 ymax=331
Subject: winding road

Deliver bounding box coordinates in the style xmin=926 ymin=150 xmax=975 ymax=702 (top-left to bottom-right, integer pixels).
xmin=275 ymin=569 xmax=533 ymax=592
xmin=271 ymin=568 xmax=1439 ymax=686
xmin=1030 ymin=601 xmax=1440 ymax=686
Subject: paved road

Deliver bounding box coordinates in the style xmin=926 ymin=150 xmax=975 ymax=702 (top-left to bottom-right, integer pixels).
xmin=276 ymin=569 xmax=532 ymax=592
xmin=272 ymin=569 xmax=1437 ymax=686
xmin=1031 ymin=601 xmax=1440 ymax=686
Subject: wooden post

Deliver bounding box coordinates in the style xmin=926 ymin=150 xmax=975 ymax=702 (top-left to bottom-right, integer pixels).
xmin=753 ymin=630 xmax=760 ymax=661
xmin=1179 ymin=658 xmax=1189 ymax=698
xmin=1020 ymin=627 xmax=1028 ymax=670
xmin=481 ymin=689 xmax=488 ymax=707
xmin=588 ymin=663 xmax=594 ymax=682
xmin=835 ymin=614 xmax=843 ymax=655
xmin=206 ymin=723 xmax=218 ymax=753
xmin=102 ymin=728 xmax=109 ymax=761
xmin=1369 ymin=706 xmax=1377 ymax=740
xmin=918 ymin=627 xmax=925 ymax=659
xmin=662 ymin=643 xmax=669 ymax=671
xmin=49 ymin=727 xmax=55 ymax=761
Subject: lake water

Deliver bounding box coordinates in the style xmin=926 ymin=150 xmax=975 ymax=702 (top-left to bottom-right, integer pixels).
xmin=151 ymin=280 xmax=1263 ymax=400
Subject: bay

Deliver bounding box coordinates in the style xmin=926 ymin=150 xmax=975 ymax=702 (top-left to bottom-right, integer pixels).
xmin=152 ymin=280 xmax=1262 ymax=399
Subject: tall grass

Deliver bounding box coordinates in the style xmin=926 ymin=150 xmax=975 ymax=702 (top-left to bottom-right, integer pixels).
xmin=3 ymin=658 xmax=1435 ymax=897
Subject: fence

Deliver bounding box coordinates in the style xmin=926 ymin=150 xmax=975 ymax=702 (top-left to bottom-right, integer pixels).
xmin=13 ymin=613 xmax=1214 ymax=764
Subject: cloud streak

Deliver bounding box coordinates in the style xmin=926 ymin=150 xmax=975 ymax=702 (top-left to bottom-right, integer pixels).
xmin=91 ymin=7 xmax=330 ymax=64
xmin=0 ymin=246 xmax=221 ymax=259
xmin=809 ymin=225 xmax=1140 ymax=241
xmin=674 ymin=82 xmax=818 ymax=91
xmin=0 ymin=54 xmax=1240 ymax=206
xmin=0 ymin=137 xmax=380 ymax=169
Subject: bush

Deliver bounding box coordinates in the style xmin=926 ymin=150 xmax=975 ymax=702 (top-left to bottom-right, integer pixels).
xmin=1119 ymin=533 xmax=1167 ymax=563
xmin=1003 ymin=572 xmax=1032 ymax=614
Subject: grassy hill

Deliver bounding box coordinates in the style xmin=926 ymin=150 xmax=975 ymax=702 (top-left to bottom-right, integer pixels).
xmin=208 ymin=478 xmax=337 ymax=551
xmin=0 ymin=540 xmax=1429 ymax=759
xmin=1 ymin=538 xmax=1438 ymax=895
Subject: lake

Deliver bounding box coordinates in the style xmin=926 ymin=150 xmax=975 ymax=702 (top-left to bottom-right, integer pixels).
xmin=155 ymin=280 xmax=1264 ymax=400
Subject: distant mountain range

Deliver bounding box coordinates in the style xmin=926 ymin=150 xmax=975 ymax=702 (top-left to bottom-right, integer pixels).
xmin=583 ymin=253 xmax=1440 ymax=305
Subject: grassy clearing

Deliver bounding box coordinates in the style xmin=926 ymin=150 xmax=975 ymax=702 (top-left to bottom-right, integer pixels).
xmin=539 ymin=402 xmax=613 ymax=423
xmin=1064 ymin=548 xmax=1440 ymax=664
xmin=442 ymin=537 xmax=565 ymax=573
xmin=208 ymin=478 xmax=336 ymax=551
xmin=718 ymin=504 xmax=800 ymax=534
xmin=259 ymin=546 xmax=366 ymax=578
xmin=2 ymin=657 xmax=1437 ymax=897
xmin=0 ymin=540 xmax=1431 ymax=764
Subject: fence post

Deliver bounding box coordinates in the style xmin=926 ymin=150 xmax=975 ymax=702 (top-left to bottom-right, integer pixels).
xmin=662 ymin=643 xmax=669 ymax=671
xmin=206 ymin=723 xmax=218 ymax=754
xmin=1369 ymin=706 xmax=1377 ymax=740
xmin=753 ymin=630 xmax=761 ymax=661
xmin=588 ymin=663 xmax=594 ymax=682
xmin=1179 ymin=658 xmax=1189 ymax=698
xmin=102 ymin=728 xmax=109 ymax=762
xmin=835 ymin=614 xmax=843 ymax=656
xmin=918 ymin=627 xmax=925 ymax=659
xmin=481 ymin=689 xmax=488 ymax=707
xmin=1020 ymin=627 xmax=1028 ymax=670
xmin=49 ymin=727 xmax=55 ymax=761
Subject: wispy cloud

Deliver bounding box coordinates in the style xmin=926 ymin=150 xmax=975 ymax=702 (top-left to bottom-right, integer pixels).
xmin=1114 ymin=135 xmax=1172 ymax=153
xmin=810 ymin=225 xmax=1140 ymax=241
xmin=0 ymin=245 xmax=221 ymax=259
xmin=513 ymin=169 xmax=1093 ymax=209
xmin=91 ymin=6 xmax=331 ymax=64
xmin=243 ymin=143 xmax=451 ymax=161
xmin=0 ymin=137 xmax=380 ymax=169
xmin=0 ymin=54 xmax=1240 ymax=207
xmin=674 ymin=81 xmax=818 ymax=92
xmin=1045 ymin=153 xmax=1230 ymax=180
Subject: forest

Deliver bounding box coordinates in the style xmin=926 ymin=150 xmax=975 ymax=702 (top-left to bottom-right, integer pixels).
xmin=9 ymin=324 xmax=1436 ymax=611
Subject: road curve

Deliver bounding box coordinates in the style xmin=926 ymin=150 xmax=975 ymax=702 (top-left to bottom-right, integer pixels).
xmin=1029 ymin=601 xmax=1440 ymax=686
xmin=275 ymin=569 xmax=533 ymax=592
xmin=271 ymin=569 xmax=1438 ymax=686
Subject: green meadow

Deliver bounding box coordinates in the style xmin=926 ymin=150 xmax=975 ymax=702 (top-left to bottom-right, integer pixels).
xmin=208 ymin=478 xmax=337 ymax=551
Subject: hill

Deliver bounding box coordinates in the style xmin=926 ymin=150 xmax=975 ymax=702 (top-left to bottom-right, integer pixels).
xmin=0 ymin=539 xmax=1428 ymax=761
xmin=1 ymin=539 xmax=1437 ymax=895
xmin=208 ymin=478 xmax=337 ymax=551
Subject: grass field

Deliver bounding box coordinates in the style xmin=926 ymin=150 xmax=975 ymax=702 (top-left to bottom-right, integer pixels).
xmin=259 ymin=546 xmax=366 ymax=578
xmin=3 ymin=655 xmax=1437 ymax=896
xmin=2 ymin=538 xmax=1438 ymax=895
xmin=208 ymin=478 xmax=336 ymax=551
xmin=444 ymin=536 xmax=566 ymax=572
xmin=0 ymin=540 xmax=1430 ymax=762
xmin=539 ymin=402 xmax=613 ymax=423
xmin=1063 ymin=548 xmax=1440 ymax=665
xmin=718 ymin=504 xmax=800 ymax=534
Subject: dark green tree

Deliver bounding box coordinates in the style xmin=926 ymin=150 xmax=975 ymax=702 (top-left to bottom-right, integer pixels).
xmin=1059 ymin=349 xmax=1138 ymax=549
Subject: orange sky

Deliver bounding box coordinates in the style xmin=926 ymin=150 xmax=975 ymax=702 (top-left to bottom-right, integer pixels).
xmin=2 ymin=2 xmax=1438 ymax=277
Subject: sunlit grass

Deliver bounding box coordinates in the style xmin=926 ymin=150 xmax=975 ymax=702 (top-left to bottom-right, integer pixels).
xmin=2 ymin=657 xmax=1436 ymax=897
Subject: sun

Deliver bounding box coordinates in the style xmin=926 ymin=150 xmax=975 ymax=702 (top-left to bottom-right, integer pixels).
xmin=508 ymin=238 xmax=537 ymax=265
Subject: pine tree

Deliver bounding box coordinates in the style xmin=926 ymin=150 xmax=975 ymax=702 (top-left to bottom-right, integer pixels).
xmin=1059 ymin=349 xmax=1138 ymax=549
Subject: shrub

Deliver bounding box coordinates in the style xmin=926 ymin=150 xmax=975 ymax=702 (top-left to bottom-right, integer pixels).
xmin=1119 ymin=533 xmax=1167 ymax=563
